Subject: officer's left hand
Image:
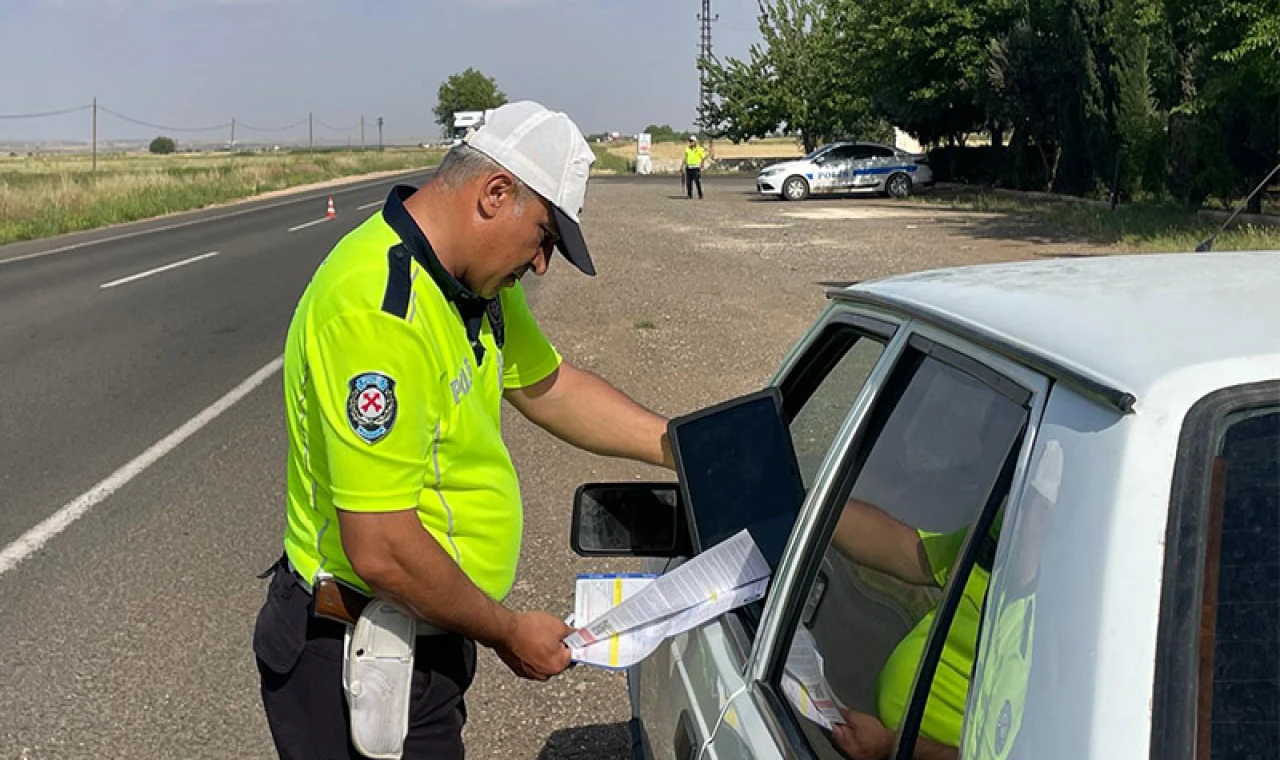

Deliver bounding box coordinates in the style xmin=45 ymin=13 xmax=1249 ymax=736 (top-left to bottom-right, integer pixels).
xmin=493 ymin=611 xmax=574 ymax=682
xmin=830 ymin=708 xmax=895 ymax=760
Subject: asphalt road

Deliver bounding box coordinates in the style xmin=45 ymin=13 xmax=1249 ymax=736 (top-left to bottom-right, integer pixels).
xmin=0 ymin=171 xmax=1106 ymax=759
xmin=0 ymin=169 xmax=440 ymax=757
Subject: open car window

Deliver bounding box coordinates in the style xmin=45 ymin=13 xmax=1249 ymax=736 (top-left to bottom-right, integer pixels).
xmin=773 ymin=337 xmax=1032 ymax=760
xmin=698 ymin=316 xmax=895 ymax=642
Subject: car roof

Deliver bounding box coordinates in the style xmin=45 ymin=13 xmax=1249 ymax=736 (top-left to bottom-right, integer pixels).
xmin=818 ymin=141 xmax=894 ymax=150
xmin=834 ymin=252 xmax=1280 ymax=410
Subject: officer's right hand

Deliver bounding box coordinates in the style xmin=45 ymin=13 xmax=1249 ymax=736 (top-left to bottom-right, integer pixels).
xmin=494 ymin=611 xmax=574 ymax=682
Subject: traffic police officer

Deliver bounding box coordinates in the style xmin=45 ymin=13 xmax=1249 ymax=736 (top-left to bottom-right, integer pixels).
xmin=684 ymin=135 xmax=707 ymax=199
xmin=252 ymin=101 xmax=673 ymax=758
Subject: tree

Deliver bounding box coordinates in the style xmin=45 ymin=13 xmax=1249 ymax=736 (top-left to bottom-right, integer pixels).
xmin=433 ymin=68 xmax=507 ymax=138
xmin=641 ymin=124 xmax=694 ymax=142
xmin=837 ymin=0 xmax=1018 ymax=147
xmin=149 ymin=136 xmax=176 ymax=155
xmin=1159 ymin=0 xmax=1280 ymax=210
xmin=700 ymin=0 xmax=886 ymax=151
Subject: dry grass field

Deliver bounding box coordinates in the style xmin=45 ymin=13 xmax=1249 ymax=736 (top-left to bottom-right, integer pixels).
xmin=0 ymin=148 xmax=444 ymax=245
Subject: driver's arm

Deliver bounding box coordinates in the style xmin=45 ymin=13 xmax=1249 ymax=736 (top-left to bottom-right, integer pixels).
xmin=831 ymin=500 xmax=937 ymax=586
xmin=831 ymin=708 xmax=959 ymax=760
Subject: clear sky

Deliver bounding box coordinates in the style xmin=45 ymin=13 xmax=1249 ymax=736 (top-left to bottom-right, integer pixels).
xmin=0 ymin=0 xmax=764 ymax=145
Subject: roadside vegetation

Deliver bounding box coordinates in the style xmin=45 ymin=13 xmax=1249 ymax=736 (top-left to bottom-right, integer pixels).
xmin=925 ymin=189 xmax=1280 ymax=252
xmin=701 ymin=0 xmax=1279 ymax=214
xmin=589 ymin=145 xmax=632 ymax=174
xmin=0 ymin=148 xmax=444 ymax=245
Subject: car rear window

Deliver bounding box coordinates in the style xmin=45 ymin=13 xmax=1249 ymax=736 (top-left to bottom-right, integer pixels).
xmin=1204 ymin=408 xmax=1280 ymax=759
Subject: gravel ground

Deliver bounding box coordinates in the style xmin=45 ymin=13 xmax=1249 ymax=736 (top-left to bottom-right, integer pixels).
xmin=461 ymin=175 xmax=1114 ymax=759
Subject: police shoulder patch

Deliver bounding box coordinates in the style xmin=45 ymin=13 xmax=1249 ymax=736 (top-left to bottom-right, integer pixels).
xmin=347 ymin=372 xmax=398 ymax=444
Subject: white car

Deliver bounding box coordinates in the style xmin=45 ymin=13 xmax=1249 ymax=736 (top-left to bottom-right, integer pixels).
xmin=757 ymin=142 xmax=935 ymax=201
xmin=572 ymin=251 xmax=1280 ymax=760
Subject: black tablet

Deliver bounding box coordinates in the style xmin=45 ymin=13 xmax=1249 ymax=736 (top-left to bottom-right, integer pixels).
xmin=667 ymin=387 xmax=807 ymax=571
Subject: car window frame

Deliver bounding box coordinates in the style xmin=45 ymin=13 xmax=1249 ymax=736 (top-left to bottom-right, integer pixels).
xmin=716 ymin=309 xmax=901 ymax=651
xmin=742 ymin=319 xmax=1050 ymax=759
xmin=819 ymin=145 xmax=858 ymax=163
xmin=705 ymin=307 xmax=906 ymax=670
xmin=1151 ymin=379 xmax=1280 ymax=760
xmin=778 ymin=312 xmax=898 ymax=424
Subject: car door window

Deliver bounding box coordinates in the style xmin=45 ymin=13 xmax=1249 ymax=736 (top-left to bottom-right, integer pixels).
xmin=773 ymin=336 xmax=1032 ymax=760
xmin=719 ymin=316 xmax=893 ymax=643
xmin=786 ymin=330 xmax=890 ymax=487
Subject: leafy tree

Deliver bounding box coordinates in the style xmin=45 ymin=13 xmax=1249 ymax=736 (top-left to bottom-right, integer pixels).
xmin=701 ymin=0 xmax=885 ymax=151
xmin=837 ymin=0 xmax=1018 ymax=147
xmin=641 ymin=124 xmax=694 ymax=142
xmin=149 ymin=136 xmax=176 ymax=155
xmin=1158 ymin=0 xmax=1279 ymax=209
xmin=433 ymin=68 xmax=507 ymax=138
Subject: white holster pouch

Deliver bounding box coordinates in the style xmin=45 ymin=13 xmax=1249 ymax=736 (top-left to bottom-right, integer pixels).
xmin=342 ymin=599 xmax=418 ymax=760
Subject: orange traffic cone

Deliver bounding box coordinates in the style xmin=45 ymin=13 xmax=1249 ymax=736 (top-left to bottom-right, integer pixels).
xmin=326 ymin=196 xmax=336 ymax=219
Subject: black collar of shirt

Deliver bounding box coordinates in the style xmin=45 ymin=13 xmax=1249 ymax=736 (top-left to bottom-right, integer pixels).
xmin=381 ymin=184 xmax=493 ymax=365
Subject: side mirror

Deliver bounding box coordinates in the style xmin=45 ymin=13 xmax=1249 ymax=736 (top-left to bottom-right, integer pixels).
xmin=570 ymin=482 xmax=693 ymax=558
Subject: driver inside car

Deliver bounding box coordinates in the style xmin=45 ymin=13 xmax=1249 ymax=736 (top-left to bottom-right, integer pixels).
xmin=824 ymin=499 xmax=1002 ymax=760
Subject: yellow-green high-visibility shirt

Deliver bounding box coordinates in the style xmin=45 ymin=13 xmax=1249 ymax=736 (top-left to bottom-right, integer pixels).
xmin=874 ymin=526 xmax=995 ymax=747
xmin=281 ymin=184 xmax=562 ymax=601
xmin=685 ymin=146 xmax=707 ymax=167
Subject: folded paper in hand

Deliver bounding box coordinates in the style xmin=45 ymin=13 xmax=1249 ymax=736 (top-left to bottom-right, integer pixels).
xmin=563 ymin=529 xmax=771 ymax=669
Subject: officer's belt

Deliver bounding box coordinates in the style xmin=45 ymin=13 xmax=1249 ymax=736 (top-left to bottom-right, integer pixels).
xmin=285 ymin=555 xmax=447 ymax=636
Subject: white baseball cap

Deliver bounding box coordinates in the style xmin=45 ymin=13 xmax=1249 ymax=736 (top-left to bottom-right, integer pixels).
xmin=463 ymin=101 xmax=598 ymax=275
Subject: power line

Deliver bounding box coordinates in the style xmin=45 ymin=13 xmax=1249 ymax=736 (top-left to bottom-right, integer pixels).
xmin=0 ymin=104 xmax=92 ymax=120
xmin=237 ymin=117 xmax=309 ymax=133
xmin=314 ymin=116 xmax=360 ymax=133
xmin=98 ymin=105 xmax=231 ymax=133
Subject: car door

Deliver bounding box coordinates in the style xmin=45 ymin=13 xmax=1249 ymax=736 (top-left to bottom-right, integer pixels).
xmin=696 ymin=317 xmax=1050 ymax=760
xmin=847 ymin=145 xmax=894 ymax=192
xmin=631 ymin=303 xmax=903 ymax=760
xmin=810 ymin=146 xmax=859 ymax=195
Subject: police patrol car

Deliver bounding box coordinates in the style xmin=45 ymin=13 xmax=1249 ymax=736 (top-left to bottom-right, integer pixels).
xmin=756 ymin=141 xmax=935 ymax=201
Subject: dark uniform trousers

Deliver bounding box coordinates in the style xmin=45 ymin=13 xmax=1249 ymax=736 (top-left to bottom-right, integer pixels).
xmin=253 ymin=558 xmax=477 ymax=759
xmin=685 ymin=167 xmax=703 ymax=199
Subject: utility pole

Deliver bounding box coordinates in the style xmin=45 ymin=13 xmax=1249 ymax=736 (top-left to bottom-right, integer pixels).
xmin=92 ymin=97 xmax=98 ymax=172
xmin=309 ymin=112 xmax=314 ymax=151
xmin=361 ymin=116 xmax=365 ymax=150
xmin=696 ymin=0 xmax=718 ymax=141
xmin=377 ymin=116 xmax=384 ymax=151
xmin=230 ymin=118 xmax=236 ymax=153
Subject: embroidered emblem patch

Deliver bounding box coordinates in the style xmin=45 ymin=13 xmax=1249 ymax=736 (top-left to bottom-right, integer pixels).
xmin=347 ymin=372 xmax=397 ymax=444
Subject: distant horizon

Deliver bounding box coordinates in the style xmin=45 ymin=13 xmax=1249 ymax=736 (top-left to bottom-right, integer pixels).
xmin=0 ymin=0 xmax=765 ymax=145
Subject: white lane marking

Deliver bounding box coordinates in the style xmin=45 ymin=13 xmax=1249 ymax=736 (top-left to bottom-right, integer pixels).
xmin=99 ymin=251 xmax=220 ymax=289
xmin=288 ymin=218 xmax=330 ymax=233
xmin=0 ymin=357 xmax=284 ymax=578
xmin=357 ymin=200 xmax=383 ymax=211
xmin=0 ymin=169 xmax=433 ymax=267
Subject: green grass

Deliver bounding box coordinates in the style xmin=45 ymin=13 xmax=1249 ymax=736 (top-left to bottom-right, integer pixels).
xmin=590 ymin=145 xmax=631 ymax=174
xmin=633 ymin=318 xmax=657 ymax=330
xmin=923 ymin=190 xmax=1280 ymax=252
xmin=0 ymin=149 xmax=445 ymax=245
